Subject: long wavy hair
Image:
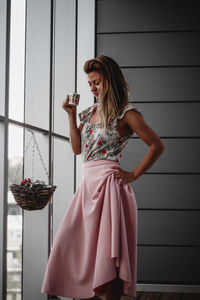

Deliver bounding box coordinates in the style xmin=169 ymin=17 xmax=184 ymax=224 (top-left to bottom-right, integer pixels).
xmin=83 ymin=55 xmax=131 ymax=133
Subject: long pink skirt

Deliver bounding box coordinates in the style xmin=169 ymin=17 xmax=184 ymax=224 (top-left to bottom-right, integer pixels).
xmin=41 ymin=159 xmax=137 ymax=299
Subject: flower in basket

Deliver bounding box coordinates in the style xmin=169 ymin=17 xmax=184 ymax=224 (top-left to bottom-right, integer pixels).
xmin=21 ymin=177 xmax=32 ymax=188
xmin=20 ymin=178 xmax=46 ymax=189
xmin=31 ymin=180 xmax=46 ymax=190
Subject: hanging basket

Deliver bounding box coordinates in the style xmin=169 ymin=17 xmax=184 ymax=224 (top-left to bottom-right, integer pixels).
xmin=9 ymin=129 xmax=57 ymax=211
xmin=10 ymin=179 xmax=57 ymax=211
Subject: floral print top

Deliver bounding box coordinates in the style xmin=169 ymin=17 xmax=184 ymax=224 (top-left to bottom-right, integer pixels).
xmin=78 ymin=103 xmax=143 ymax=163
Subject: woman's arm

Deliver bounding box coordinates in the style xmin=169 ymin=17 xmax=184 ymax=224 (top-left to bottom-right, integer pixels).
xmin=124 ymin=110 xmax=165 ymax=180
xmin=68 ymin=114 xmax=83 ymax=155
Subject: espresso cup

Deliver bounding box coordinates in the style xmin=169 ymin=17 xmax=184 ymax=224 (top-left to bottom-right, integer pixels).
xmin=69 ymin=93 xmax=80 ymax=106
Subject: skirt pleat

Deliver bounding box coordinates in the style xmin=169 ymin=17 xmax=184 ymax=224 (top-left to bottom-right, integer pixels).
xmin=41 ymin=159 xmax=137 ymax=299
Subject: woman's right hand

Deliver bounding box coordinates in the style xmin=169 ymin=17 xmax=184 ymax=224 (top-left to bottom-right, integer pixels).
xmin=62 ymin=95 xmax=77 ymax=116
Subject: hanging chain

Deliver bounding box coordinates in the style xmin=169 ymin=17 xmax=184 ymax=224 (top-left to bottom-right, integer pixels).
xmin=31 ymin=131 xmax=49 ymax=181
xmin=12 ymin=129 xmax=49 ymax=184
xmin=31 ymin=132 xmax=35 ymax=182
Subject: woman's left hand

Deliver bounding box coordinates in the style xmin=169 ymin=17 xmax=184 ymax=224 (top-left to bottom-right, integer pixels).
xmin=111 ymin=166 xmax=137 ymax=185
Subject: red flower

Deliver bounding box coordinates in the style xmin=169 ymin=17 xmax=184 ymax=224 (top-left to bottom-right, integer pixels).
xmin=119 ymin=153 xmax=122 ymax=157
xmin=97 ymin=140 xmax=102 ymax=146
xmin=82 ymin=114 xmax=86 ymax=119
xmin=89 ymin=129 xmax=93 ymax=135
xmin=101 ymin=149 xmax=107 ymax=155
xmin=118 ymin=137 xmax=123 ymax=144
xmin=21 ymin=177 xmax=32 ymax=185
xmin=85 ymin=144 xmax=89 ymax=148
xmin=88 ymin=153 xmax=92 ymax=158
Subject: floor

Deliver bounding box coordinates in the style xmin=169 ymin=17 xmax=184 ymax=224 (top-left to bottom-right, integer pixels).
xmin=96 ymin=292 xmax=200 ymax=300
xmin=133 ymin=292 xmax=200 ymax=300
xmin=51 ymin=292 xmax=200 ymax=300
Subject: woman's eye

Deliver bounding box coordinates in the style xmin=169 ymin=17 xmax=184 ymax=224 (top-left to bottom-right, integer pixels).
xmin=89 ymin=81 xmax=100 ymax=86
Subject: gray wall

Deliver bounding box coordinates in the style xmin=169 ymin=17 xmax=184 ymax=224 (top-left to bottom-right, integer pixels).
xmin=96 ymin=0 xmax=200 ymax=292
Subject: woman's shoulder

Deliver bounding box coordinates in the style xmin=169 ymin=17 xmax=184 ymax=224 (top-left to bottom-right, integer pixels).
xmin=78 ymin=104 xmax=97 ymax=124
xmin=116 ymin=103 xmax=143 ymax=120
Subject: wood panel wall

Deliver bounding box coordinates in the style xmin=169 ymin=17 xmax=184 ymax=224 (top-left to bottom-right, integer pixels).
xmin=96 ymin=0 xmax=200 ymax=289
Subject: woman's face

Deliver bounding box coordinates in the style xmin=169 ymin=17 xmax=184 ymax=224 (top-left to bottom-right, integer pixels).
xmin=87 ymin=71 xmax=103 ymax=99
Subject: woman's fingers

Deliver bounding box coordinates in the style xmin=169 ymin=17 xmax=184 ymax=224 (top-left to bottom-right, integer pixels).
xmin=63 ymin=95 xmax=69 ymax=106
xmin=114 ymin=172 xmax=120 ymax=178
xmin=113 ymin=170 xmax=126 ymax=184
xmin=62 ymin=95 xmax=74 ymax=112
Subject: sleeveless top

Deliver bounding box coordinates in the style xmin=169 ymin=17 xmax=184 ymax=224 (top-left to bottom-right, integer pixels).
xmin=78 ymin=103 xmax=143 ymax=163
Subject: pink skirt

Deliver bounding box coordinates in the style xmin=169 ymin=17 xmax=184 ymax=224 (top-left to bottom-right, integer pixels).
xmin=41 ymin=159 xmax=137 ymax=298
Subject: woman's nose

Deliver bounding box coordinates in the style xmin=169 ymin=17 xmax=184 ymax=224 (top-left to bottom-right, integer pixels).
xmin=91 ymin=85 xmax=96 ymax=92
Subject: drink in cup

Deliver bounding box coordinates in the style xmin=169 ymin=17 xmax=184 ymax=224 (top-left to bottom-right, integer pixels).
xmin=69 ymin=93 xmax=80 ymax=106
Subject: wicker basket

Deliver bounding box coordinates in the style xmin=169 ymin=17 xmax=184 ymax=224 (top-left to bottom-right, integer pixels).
xmin=9 ymin=129 xmax=57 ymax=210
xmin=10 ymin=181 xmax=57 ymax=211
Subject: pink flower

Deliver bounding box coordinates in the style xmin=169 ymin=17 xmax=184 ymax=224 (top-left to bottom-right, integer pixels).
xmin=82 ymin=114 xmax=86 ymax=119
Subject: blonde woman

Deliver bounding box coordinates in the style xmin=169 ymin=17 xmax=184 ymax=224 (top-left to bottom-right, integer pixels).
xmin=41 ymin=55 xmax=165 ymax=300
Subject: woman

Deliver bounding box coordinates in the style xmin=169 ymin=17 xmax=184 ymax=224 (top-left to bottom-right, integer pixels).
xmin=41 ymin=55 xmax=165 ymax=300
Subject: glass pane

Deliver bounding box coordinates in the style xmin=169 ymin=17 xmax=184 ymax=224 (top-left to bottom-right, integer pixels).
xmin=53 ymin=137 xmax=74 ymax=239
xmin=7 ymin=123 xmax=23 ymax=300
xmin=0 ymin=0 xmax=7 ymax=117
xmin=0 ymin=121 xmax=5 ymax=297
xmin=53 ymin=0 xmax=76 ymax=137
xmin=9 ymin=0 xmax=26 ymax=122
xmin=23 ymin=129 xmax=49 ymax=300
xmin=25 ymin=0 xmax=51 ymax=130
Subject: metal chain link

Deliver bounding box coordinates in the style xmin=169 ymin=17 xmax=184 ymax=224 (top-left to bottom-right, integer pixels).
xmin=31 ymin=132 xmax=35 ymax=182
xmin=12 ymin=129 xmax=49 ymax=183
xmin=31 ymin=130 xmax=49 ymax=181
